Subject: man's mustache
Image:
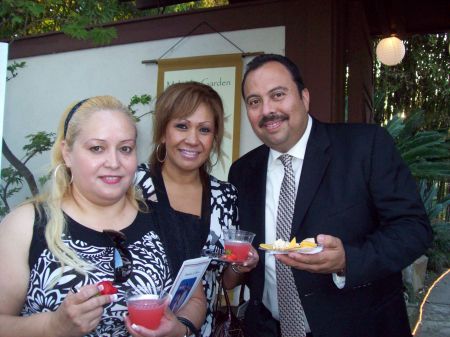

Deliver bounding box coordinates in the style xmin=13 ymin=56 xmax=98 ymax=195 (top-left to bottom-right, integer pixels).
xmin=258 ymin=113 xmax=288 ymax=128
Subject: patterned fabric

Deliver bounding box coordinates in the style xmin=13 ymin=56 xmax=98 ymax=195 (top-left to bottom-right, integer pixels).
xmin=22 ymin=208 xmax=173 ymax=337
xmin=135 ymin=163 xmax=239 ymax=337
xmin=276 ymin=154 xmax=306 ymax=337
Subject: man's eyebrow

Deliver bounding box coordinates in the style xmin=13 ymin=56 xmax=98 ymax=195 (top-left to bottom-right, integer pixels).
xmin=245 ymin=86 xmax=289 ymax=102
xmin=245 ymin=94 xmax=260 ymax=102
xmin=268 ymin=86 xmax=288 ymax=94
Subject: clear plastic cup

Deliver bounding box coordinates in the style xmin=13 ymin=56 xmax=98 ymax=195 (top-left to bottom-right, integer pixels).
xmin=222 ymin=229 xmax=255 ymax=263
xmin=126 ymin=286 xmax=169 ymax=330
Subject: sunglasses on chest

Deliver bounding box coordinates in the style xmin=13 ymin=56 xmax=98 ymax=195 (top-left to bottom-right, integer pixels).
xmin=103 ymin=229 xmax=133 ymax=283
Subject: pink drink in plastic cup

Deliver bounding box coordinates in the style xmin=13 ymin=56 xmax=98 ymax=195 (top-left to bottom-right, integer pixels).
xmin=224 ymin=241 xmax=252 ymax=262
xmin=127 ymin=292 xmax=167 ymax=329
xmin=223 ymin=229 xmax=255 ymax=263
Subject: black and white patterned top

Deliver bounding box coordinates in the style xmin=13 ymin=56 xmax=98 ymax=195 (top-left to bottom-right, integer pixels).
xmin=22 ymin=207 xmax=173 ymax=337
xmin=135 ymin=163 xmax=239 ymax=337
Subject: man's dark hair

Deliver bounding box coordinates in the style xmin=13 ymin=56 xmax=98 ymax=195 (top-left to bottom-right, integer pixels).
xmin=241 ymin=54 xmax=306 ymax=98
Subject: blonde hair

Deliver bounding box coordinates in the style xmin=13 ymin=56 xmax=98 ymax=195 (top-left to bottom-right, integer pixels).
xmin=149 ymin=81 xmax=225 ymax=174
xmin=34 ymin=95 xmax=140 ymax=274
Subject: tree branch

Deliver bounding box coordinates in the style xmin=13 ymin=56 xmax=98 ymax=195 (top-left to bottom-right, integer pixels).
xmin=2 ymin=139 xmax=39 ymax=196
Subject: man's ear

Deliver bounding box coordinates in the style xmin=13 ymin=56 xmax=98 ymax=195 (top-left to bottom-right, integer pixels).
xmin=61 ymin=141 xmax=71 ymax=168
xmin=301 ymin=88 xmax=310 ymax=112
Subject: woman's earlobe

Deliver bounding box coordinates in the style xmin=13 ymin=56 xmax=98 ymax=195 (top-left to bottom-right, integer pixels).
xmin=60 ymin=141 xmax=72 ymax=167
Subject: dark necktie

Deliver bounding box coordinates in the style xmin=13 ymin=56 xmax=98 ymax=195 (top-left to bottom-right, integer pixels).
xmin=276 ymin=154 xmax=307 ymax=337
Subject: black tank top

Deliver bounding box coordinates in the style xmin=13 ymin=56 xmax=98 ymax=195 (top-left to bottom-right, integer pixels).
xmin=22 ymin=205 xmax=173 ymax=337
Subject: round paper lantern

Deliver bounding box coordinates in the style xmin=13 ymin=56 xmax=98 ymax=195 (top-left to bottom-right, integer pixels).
xmin=376 ymin=36 xmax=406 ymax=66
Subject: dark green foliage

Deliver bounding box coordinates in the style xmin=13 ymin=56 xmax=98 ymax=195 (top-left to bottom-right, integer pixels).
xmin=0 ymin=0 xmax=155 ymax=45
xmin=385 ymin=110 xmax=450 ymax=180
xmin=374 ymin=34 xmax=449 ymax=130
xmin=128 ymin=94 xmax=154 ymax=122
xmin=0 ymin=0 xmax=229 ymax=45
xmin=0 ymin=132 xmax=55 ymax=216
xmin=385 ymin=111 xmax=449 ymax=273
xmin=23 ymin=132 xmax=55 ymax=162
xmin=419 ymin=181 xmax=450 ymax=273
xmin=6 ymin=61 xmax=26 ymax=81
xmin=6 ymin=61 xmax=26 ymax=80
xmin=0 ymin=167 xmax=24 ymax=214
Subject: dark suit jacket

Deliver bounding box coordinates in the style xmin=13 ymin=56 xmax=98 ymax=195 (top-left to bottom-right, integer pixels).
xmin=228 ymin=119 xmax=432 ymax=337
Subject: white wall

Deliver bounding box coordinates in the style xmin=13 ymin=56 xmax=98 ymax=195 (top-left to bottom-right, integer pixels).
xmin=3 ymin=26 xmax=285 ymax=207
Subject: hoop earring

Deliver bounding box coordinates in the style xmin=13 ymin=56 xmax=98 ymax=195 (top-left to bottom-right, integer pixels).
xmin=211 ymin=155 xmax=219 ymax=168
xmin=54 ymin=163 xmax=73 ymax=184
xmin=156 ymin=143 xmax=166 ymax=163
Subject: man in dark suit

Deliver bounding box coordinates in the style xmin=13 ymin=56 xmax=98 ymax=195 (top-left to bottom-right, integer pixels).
xmin=228 ymin=54 xmax=432 ymax=337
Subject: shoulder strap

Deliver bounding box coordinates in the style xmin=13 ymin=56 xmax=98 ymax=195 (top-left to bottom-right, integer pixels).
xmin=28 ymin=203 xmax=49 ymax=269
xmin=150 ymin=167 xmax=211 ymax=277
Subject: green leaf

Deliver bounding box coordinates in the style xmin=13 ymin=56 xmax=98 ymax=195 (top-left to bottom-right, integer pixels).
xmin=23 ymin=131 xmax=55 ymax=158
xmin=11 ymin=15 xmax=24 ymax=26
xmin=87 ymin=27 xmax=117 ymax=46
xmin=399 ymin=110 xmax=425 ymax=139
xmin=401 ymin=144 xmax=449 ymax=163
xmin=410 ymin=162 xmax=450 ymax=179
xmin=7 ymin=61 xmax=27 ymax=80
xmin=61 ymin=23 xmax=89 ymax=40
xmin=385 ymin=115 xmax=405 ymax=138
xmin=128 ymin=94 xmax=154 ymax=121
xmin=22 ymin=1 xmax=45 ymax=17
xmin=129 ymin=94 xmax=152 ymax=107
xmin=384 ymin=109 xmax=450 ymax=182
xmin=39 ymin=173 xmax=51 ymax=187
xmin=1 ymin=167 xmax=23 ymax=185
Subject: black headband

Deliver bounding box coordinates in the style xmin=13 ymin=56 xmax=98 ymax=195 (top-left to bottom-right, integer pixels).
xmin=63 ymin=99 xmax=88 ymax=139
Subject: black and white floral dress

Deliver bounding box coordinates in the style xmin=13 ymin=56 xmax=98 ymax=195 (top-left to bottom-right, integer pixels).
xmin=135 ymin=163 xmax=239 ymax=337
xmin=22 ymin=207 xmax=173 ymax=337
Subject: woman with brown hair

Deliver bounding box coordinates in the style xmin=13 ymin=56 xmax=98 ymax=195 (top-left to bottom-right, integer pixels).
xmin=136 ymin=81 xmax=259 ymax=337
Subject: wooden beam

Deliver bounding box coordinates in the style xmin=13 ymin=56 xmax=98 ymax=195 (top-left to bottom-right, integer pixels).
xmin=135 ymin=0 xmax=199 ymax=10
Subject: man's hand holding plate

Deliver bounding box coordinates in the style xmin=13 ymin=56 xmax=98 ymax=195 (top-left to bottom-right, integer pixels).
xmin=275 ymin=234 xmax=346 ymax=274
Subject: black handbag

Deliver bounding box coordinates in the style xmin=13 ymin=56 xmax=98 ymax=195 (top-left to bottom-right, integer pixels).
xmin=211 ymin=277 xmax=247 ymax=337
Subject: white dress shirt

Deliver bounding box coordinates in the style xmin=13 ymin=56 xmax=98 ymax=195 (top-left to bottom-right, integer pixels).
xmin=262 ymin=116 xmax=344 ymax=328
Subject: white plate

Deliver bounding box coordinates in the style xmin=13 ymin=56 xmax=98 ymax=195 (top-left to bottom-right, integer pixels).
xmin=259 ymin=245 xmax=323 ymax=255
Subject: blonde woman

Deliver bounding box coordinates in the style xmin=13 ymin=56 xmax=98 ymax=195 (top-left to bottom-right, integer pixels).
xmin=0 ymin=96 xmax=206 ymax=337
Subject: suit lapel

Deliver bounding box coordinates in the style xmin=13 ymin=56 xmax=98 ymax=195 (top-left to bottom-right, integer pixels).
xmin=251 ymin=146 xmax=269 ymax=239
xmin=246 ymin=146 xmax=269 ymax=262
xmin=291 ymin=120 xmax=330 ymax=235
